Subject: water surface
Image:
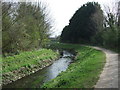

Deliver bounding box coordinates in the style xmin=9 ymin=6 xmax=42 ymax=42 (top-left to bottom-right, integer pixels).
xmin=3 ymin=51 xmax=73 ymax=88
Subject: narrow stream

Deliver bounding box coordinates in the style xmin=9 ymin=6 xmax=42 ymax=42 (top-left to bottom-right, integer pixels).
xmin=3 ymin=51 xmax=74 ymax=88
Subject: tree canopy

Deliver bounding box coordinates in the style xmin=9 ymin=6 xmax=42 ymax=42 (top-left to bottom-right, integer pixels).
xmin=60 ymin=1 xmax=119 ymax=52
xmin=60 ymin=2 xmax=104 ymax=43
xmin=2 ymin=2 xmax=51 ymax=55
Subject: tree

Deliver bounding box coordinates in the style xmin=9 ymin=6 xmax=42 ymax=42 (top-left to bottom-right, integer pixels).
xmin=101 ymin=1 xmax=120 ymax=50
xmin=117 ymin=1 xmax=120 ymax=26
xmin=2 ymin=2 xmax=52 ymax=55
xmin=60 ymin=26 xmax=71 ymax=43
xmin=2 ymin=2 xmax=14 ymax=54
xmin=60 ymin=2 xmax=104 ymax=44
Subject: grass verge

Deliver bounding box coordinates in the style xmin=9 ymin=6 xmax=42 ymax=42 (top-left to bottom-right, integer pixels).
xmin=42 ymin=43 xmax=106 ymax=88
xmin=2 ymin=49 xmax=59 ymax=85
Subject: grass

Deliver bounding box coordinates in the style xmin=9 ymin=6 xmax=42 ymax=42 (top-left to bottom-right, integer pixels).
xmin=0 ymin=56 xmax=2 ymax=85
xmin=2 ymin=48 xmax=59 ymax=85
xmin=2 ymin=49 xmax=59 ymax=74
xmin=42 ymin=43 xmax=106 ymax=88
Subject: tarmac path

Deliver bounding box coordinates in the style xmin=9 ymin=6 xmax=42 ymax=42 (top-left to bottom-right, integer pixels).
xmin=92 ymin=47 xmax=119 ymax=88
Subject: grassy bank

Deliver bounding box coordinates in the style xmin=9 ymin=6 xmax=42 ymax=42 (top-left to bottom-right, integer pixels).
xmin=0 ymin=56 xmax=2 ymax=86
xmin=2 ymin=49 xmax=59 ymax=85
xmin=42 ymin=43 xmax=106 ymax=88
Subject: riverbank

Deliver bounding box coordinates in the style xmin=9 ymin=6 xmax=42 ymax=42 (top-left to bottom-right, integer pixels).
xmin=42 ymin=43 xmax=106 ymax=88
xmin=2 ymin=49 xmax=59 ymax=85
xmin=3 ymin=51 xmax=74 ymax=88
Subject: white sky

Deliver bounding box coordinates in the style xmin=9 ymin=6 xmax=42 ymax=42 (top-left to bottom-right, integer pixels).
xmin=3 ymin=0 xmax=118 ymax=37
xmin=40 ymin=0 xmax=117 ymax=37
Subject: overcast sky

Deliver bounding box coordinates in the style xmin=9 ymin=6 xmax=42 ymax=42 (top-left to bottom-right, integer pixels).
xmin=40 ymin=0 xmax=117 ymax=37
xmin=3 ymin=0 xmax=117 ymax=37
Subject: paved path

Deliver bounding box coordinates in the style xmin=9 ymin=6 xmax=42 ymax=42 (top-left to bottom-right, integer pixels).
xmin=92 ymin=47 xmax=119 ymax=88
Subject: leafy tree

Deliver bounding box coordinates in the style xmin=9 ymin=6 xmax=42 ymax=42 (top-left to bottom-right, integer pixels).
xmin=2 ymin=2 xmax=51 ymax=55
xmin=101 ymin=1 xmax=120 ymax=51
xmin=60 ymin=2 xmax=104 ymax=44
xmin=60 ymin=26 xmax=71 ymax=43
xmin=2 ymin=2 xmax=14 ymax=54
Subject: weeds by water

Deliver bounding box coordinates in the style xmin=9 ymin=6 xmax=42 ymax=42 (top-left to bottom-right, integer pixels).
xmin=42 ymin=43 xmax=106 ymax=88
xmin=2 ymin=49 xmax=58 ymax=74
xmin=2 ymin=48 xmax=59 ymax=85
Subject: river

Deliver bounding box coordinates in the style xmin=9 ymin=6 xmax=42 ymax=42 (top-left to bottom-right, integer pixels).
xmin=3 ymin=51 xmax=74 ymax=88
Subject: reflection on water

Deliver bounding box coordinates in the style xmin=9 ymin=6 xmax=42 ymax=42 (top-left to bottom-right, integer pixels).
xmin=44 ymin=58 xmax=72 ymax=83
xmin=3 ymin=51 xmax=73 ymax=88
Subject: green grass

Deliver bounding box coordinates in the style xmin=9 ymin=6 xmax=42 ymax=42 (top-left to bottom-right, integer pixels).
xmin=2 ymin=49 xmax=59 ymax=74
xmin=0 ymin=56 xmax=2 ymax=84
xmin=42 ymin=43 xmax=106 ymax=88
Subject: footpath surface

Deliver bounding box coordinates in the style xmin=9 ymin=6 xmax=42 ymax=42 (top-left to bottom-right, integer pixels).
xmin=92 ymin=47 xmax=119 ymax=88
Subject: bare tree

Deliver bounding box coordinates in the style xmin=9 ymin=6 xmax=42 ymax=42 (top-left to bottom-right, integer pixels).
xmin=117 ymin=1 xmax=120 ymax=26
